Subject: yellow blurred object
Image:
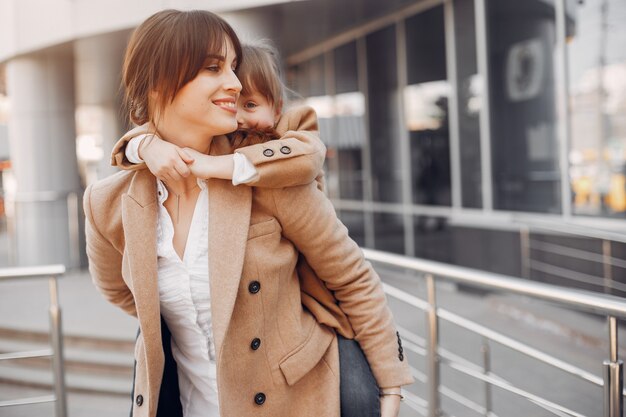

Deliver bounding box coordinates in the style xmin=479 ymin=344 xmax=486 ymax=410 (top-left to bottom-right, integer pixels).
xmin=605 ymin=173 xmax=626 ymax=212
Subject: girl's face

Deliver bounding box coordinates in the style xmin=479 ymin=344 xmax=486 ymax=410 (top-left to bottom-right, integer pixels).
xmin=236 ymin=92 xmax=280 ymax=129
xmin=160 ymin=39 xmax=242 ymax=137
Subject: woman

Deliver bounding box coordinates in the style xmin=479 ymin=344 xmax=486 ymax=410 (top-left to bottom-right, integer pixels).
xmin=84 ymin=9 xmax=413 ymax=417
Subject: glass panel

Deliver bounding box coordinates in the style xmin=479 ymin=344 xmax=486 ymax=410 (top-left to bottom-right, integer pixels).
xmin=405 ymin=6 xmax=451 ymax=206
xmin=337 ymin=210 xmax=366 ymax=247
xmin=454 ymin=0 xmax=483 ymax=208
xmin=366 ymin=26 xmax=402 ymax=203
xmin=413 ymin=216 xmax=452 ymax=263
xmin=334 ymin=42 xmax=366 ymax=201
xmin=568 ymin=0 xmax=626 ymax=218
xmin=373 ymin=212 xmax=405 ymax=254
xmin=487 ymin=0 xmax=561 ymax=213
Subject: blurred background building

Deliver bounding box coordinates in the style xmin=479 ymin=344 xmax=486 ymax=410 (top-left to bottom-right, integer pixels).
xmin=0 ymin=0 xmax=624 ymax=295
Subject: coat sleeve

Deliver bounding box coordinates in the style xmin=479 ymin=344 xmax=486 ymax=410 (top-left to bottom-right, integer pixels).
xmin=83 ymin=184 xmax=137 ymax=317
xmin=110 ymin=106 xmax=326 ymax=188
xmin=109 ymin=123 xmax=151 ymax=171
xmin=270 ymin=182 xmax=414 ymax=388
xmin=232 ymin=105 xmax=326 ymax=188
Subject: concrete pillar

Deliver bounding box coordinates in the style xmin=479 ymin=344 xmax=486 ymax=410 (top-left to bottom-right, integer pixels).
xmin=75 ymin=31 xmax=128 ymax=180
xmin=6 ymin=44 xmax=82 ymax=268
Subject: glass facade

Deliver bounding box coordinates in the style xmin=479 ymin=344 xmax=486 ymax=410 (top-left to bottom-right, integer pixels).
xmin=568 ymin=0 xmax=626 ymax=218
xmin=286 ymin=0 xmax=626 ymax=282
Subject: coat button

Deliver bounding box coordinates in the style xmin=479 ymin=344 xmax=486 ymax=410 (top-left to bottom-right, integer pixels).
xmin=398 ymin=353 xmax=404 ymax=361
xmin=280 ymin=146 xmax=291 ymax=155
xmin=251 ymin=338 xmax=261 ymax=350
xmin=263 ymin=149 xmax=274 ymax=157
xmin=398 ymin=346 xmax=404 ymax=354
xmin=135 ymin=395 xmax=144 ymax=406
xmin=248 ymin=281 xmax=261 ymax=294
xmin=254 ymin=392 xmax=266 ymax=405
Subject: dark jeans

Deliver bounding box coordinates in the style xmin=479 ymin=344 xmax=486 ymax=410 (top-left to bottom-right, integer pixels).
xmin=130 ymin=317 xmax=183 ymax=417
xmin=338 ymin=334 xmax=381 ymax=417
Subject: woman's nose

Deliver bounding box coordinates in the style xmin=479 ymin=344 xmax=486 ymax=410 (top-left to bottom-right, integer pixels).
xmin=225 ymin=69 xmax=242 ymax=93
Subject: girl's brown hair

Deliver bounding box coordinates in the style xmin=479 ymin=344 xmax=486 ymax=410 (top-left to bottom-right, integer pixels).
xmin=122 ymin=9 xmax=242 ymax=125
xmin=238 ymin=40 xmax=284 ymax=112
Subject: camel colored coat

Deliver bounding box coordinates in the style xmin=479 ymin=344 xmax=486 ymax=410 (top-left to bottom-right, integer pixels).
xmin=86 ymin=109 xmax=413 ymax=417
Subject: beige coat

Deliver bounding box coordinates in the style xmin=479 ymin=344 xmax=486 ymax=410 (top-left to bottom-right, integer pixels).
xmin=86 ymin=108 xmax=413 ymax=417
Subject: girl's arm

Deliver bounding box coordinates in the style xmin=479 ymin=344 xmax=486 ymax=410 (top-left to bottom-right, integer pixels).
xmin=110 ymin=106 xmax=325 ymax=188
xmin=268 ymin=182 xmax=414 ymax=390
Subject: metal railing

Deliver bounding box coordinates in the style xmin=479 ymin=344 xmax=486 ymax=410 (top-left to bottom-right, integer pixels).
xmin=519 ymin=222 xmax=626 ymax=298
xmin=0 ymin=265 xmax=67 ymax=417
xmin=364 ymin=248 xmax=625 ymax=417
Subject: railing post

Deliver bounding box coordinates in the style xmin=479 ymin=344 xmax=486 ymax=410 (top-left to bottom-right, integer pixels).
xmin=481 ymin=338 xmax=492 ymax=416
xmin=602 ymin=240 xmax=613 ymax=295
xmin=49 ymin=276 xmax=67 ymax=417
xmin=520 ymin=226 xmax=531 ymax=279
xmin=603 ymin=316 xmax=623 ymax=417
xmin=425 ymin=273 xmax=441 ymax=417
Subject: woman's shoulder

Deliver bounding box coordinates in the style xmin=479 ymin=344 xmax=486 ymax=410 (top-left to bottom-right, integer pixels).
xmin=87 ymin=169 xmax=136 ymax=196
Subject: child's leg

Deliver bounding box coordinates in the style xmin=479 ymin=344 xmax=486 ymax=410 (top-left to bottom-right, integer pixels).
xmin=338 ymin=334 xmax=381 ymax=417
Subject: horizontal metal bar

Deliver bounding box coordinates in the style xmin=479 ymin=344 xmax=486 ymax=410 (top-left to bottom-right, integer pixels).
xmin=0 ymin=265 xmax=66 ymax=281
xmin=0 ymin=395 xmax=56 ymax=407
xmin=439 ymin=384 xmax=486 ymax=415
xmin=530 ymin=260 xmax=626 ymax=294
xmin=369 ymin=249 xmax=626 ymax=318
xmin=402 ymin=391 xmax=429 ymax=416
xmin=529 ymin=239 xmax=626 ymax=270
xmin=0 ymin=348 xmax=53 ymax=361
xmin=446 ymin=360 xmax=587 ymax=417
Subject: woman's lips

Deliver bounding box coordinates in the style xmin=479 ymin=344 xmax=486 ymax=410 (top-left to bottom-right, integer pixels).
xmin=213 ymin=99 xmax=237 ymax=114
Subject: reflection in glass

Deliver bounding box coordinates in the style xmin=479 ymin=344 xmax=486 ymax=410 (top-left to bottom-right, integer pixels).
xmin=487 ymin=0 xmax=561 ymax=213
xmin=568 ymin=0 xmax=626 ymax=218
xmin=366 ymin=26 xmax=402 ymax=203
xmin=454 ymin=0 xmax=483 ymax=208
xmin=405 ymin=6 xmax=451 ymax=206
xmin=373 ymin=212 xmax=405 ymax=255
xmin=337 ymin=210 xmax=366 ymax=247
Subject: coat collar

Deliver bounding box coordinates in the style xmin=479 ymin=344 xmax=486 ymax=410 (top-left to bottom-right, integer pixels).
xmin=121 ymin=135 xmax=251 ymax=362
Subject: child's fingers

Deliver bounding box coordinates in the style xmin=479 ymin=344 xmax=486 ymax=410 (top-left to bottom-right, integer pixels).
xmin=177 ymin=148 xmax=195 ymax=164
xmin=174 ymin=158 xmax=191 ymax=178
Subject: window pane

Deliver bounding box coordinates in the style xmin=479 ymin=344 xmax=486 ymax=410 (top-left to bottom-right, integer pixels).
xmin=487 ymin=0 xmax=561 ymax=213
xmin=568 ymin=0 xmax=626 ymax=218
xmin=338 ymin=210 xmax=366 ymax=247
xmin=334 ymin=42 xmax=366 ymax=200
xmin=454 ymin=0 xmax=483 ymax=208
xmin=373 ymin=212 xmax=405 ymax=254
xmin=405 ymin=6 xmax=451 ymax=206
xmin=366 ymin=26 xmax=402 ymax=203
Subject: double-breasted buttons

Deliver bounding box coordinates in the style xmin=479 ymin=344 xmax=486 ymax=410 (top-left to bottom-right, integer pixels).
xmin=263 ymin=149 xmax=274 ymax=157
xmin=248 ymin=281 xmax=261 ymax=294
xmin=135 ymin=395 xmax=144 ymax=406
xmin=280 ymin=145 xmax=291 ymax=155
xmin=254 ymin=392 xmax=266 ymax=405
xmin=251 ymin=338 xmax=261 ymax=350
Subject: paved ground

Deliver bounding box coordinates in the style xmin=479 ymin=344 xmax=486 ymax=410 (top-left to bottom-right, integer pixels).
xmin=1 ymin=263 xmax=625 ymax=417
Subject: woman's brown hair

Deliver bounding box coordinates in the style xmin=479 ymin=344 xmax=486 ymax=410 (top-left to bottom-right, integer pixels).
xmin=122 ymin=9 xmax=242 ymax=125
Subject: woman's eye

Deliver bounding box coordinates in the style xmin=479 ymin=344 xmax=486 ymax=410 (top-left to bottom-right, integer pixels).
xmin=205 ymin=65 xmax=220 ymax=72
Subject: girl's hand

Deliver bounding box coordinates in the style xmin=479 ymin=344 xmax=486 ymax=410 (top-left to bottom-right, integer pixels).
xmin=182 ymin=148 xmax=214 ymax=180
xmin=380 ymin=393 xmax=401 ymax=417
xmin=138 ymin=136 xmax=194 ymax=182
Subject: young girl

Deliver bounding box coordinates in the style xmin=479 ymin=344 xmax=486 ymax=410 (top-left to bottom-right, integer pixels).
xmin=95 ymin=14 xmax=411 ymax=416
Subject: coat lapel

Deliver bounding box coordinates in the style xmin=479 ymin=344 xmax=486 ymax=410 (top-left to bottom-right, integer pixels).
xmin=208 ymin=136 xmax=252 ymax=358
xmin=121 ymin=169 xmax=164 ymax=403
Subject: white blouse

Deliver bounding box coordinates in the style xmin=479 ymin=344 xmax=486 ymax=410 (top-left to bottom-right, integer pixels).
xmin=126 ymin=136 xmax=259 ymax=416
xmin=155 ymin=178 xmax=220 ymax=416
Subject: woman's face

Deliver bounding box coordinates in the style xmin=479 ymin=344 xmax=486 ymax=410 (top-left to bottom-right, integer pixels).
xmin=160 ymin=39 xmax=242 ymax=137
